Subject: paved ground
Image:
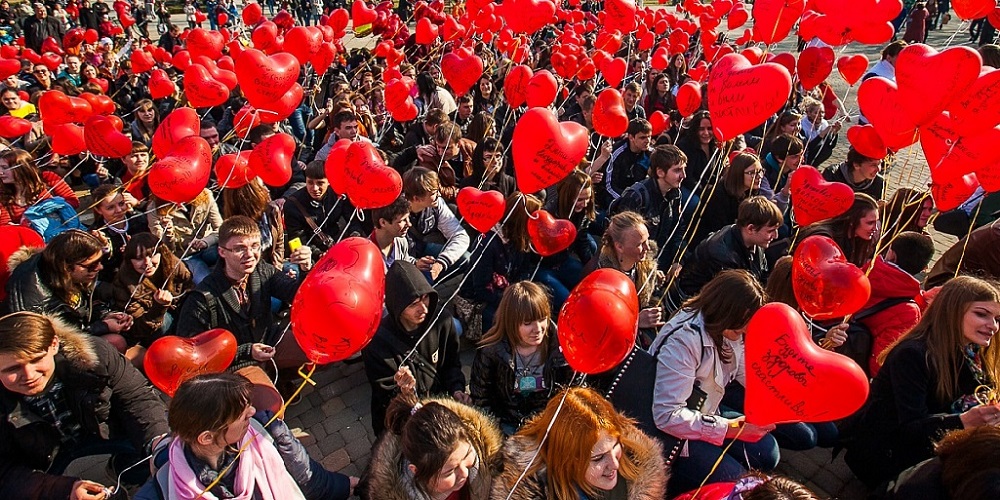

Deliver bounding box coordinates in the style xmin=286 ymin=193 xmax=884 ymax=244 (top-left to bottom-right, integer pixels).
xmin=64 ymin=6 xmax=986 ymax=499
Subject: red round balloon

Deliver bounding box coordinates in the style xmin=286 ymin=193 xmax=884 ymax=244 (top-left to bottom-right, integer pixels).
xmin=291 ymin=237 xmax=386 ymax=364
xmin=557 ymin=269 xmax=639 ymax=374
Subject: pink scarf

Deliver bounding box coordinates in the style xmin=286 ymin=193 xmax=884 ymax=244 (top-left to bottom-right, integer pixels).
xmin=167 ymin=424 xmax=306 ymax=500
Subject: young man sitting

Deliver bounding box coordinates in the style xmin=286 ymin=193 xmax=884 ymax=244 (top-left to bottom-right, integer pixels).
xmin=401 ymin=167 xmax=470 ymax=282
xmin=370 ymin=195 xmax=416 ymax=272
xmin=283 ymin=160 xmax=360 ymax=259
xmin=666 ymin=196 xmax=783 ymax=312
xmin=176 ymin=216 xmax=313 ymax=406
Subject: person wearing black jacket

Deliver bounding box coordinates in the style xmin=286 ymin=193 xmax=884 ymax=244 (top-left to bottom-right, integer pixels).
xmin=822 ymin=147 xmax=886 ymax=201
xmin=22 ymin=3 xmax=64 ymax=53
xmin=666 ymin=197 xmax=781 ymax=312
xmin=0 ymin=312 xmax=170 ymax=500
xmin=610 ymin=144 xmax=698 ymax=269
xmin=176 ymin=216 xmax=311 ymax=370
xmin=843 ymin=276 xmax=1000 ymax=488
xmin=603 ymin=119 xmax=653 ymax=205
xmin=78 ymin=0 xmax=99 ymax=29
xmin=283 ymin=161 xmax=360 ymax=259
xmin=362 ymin=260 xmax=466 ymax=436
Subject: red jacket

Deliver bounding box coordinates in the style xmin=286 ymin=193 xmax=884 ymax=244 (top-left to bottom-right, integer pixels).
xmin=861 ymin=257 xmax=924 ymax=376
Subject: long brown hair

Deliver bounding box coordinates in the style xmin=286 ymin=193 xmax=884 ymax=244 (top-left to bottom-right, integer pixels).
xmin=765 ymin=256 xmax=799 ymax=311
xmin=502 ymin=192 xmax=540 ymax=253
xmin=385 ymin=391 xmax=471 ymax=497
xmin=39 ymin=230 xmax=106 ymax=303
xmin=683 ymin=269 xmax=768 ymax=362
xmin=222 ymin=179 xmax=271 ymax=220
xmin=479 ymin=281 xmax=552 ymax=356
xmin=877 ymin=276 xmax=1000 ymax=403
xmin=0 ymin=148 xmax=47 ymax=207
xmin=798 ymin=193 xmax=879 ymax=267
xmin=513 ymin=387 xmax=646 ymax=500
xmin=882 ymin=187 xmax=931 ymax=237
xmin=556 ymin=168 xmax=595 ymax=220
xmin=722 ymin=152 xmax=760 ymax=198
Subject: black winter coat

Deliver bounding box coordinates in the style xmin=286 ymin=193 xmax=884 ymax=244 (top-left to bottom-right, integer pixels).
xmin=671 ymin=224 xmax=768 ymax=305
xmin=469 ymin=331 xmax=572 ymax=430
xmin=0 ymin=317 xmax=169 ymax=500
xmin=362 ymin=261 xmax=465 ymax=436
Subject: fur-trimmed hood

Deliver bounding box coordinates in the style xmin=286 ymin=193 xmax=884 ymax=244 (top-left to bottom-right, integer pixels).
xmin=6 ymin=245 xmax=40 ymax=275
xmin=365 ymin=397 xmax=504 ymax=500
xmin=492 ymin=422 xmax=668 ymax=500
xmin=49 ymin=313 xmax=100 ymax=369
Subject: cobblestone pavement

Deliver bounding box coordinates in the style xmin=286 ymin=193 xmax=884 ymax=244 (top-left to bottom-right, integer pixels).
xmin=64 ymin=7 xmax=984 ymax=499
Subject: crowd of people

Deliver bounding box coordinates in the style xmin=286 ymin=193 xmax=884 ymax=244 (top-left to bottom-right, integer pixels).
xmin=1 ymin=0 xmax=1000 ymax=499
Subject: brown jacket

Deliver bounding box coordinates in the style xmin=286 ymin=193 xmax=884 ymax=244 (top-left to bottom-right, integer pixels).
xmin=111 ymin=245 xmax=194 ymax=345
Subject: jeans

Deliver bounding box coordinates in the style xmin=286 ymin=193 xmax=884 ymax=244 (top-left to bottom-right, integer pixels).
xmin=535 ymin=257 xmax=584 ymax=313
xmin=668 ymin=433 xmax=780 ymax=495
xmin=183 ymin=246 xmax=219 ymax=284
xmin=288 ymin=104 xmax=309 ymax=142
xmin=772 ymin=421 xmax=839 ymax=450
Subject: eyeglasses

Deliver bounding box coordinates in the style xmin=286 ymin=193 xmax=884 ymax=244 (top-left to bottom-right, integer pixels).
xmin=33 ymin=69 xmax=48 ymax=75
xmin=744 ymin=169 xmax=764 ymax=177
xmin=221 ymin=243 xmax=262 ymax=255
xmin=75 ymin=259 xmax=102 ymax=272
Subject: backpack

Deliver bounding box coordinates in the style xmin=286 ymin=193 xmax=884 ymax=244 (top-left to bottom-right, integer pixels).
xmin=21 ymin=197 xmax=85 ymax=242
xmin=812 ymin=297 xmax=915 ymax=376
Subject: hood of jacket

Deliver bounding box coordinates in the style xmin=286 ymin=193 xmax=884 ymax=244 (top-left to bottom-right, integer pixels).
xmin=7 ymin=246 xmax=40 ymax=275
xmin=50 ymin=313 xmax=100 ymax=369
xmin=493 ymin=422 xmax=667 ymax=500
xmin=365 ymin=397 xmax=503 ymax=500
xmin=863 ymin=256 xmax=922 ymax=308
xmin=384 ymin=261 xmax=438 ymax=333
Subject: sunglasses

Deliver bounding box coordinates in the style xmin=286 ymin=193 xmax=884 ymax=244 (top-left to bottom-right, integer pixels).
xmin=75 ymin=260 xmax=102 ymax=272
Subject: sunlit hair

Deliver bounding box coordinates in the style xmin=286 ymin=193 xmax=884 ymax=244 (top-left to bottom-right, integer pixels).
xmin=479 ymin=281 xmax=552 ymax=355
xmin=514 ymin=387 xmax=645 ymax=500
xmin=222 ymin=179 xmax=271 ymax=221
xmin=169 ymin=372 xmax=254 ymax=445
xmin=878 ymin=276 xmax=1000 ymax=403
xmin=40 ymin=230 xmax=105 ymax=303
xmin=385 ymin=391 xmax=470 ymax=497
xmin=882 ymin=187 xmax=931 ymax=237
xmin=0 ymin=311 xmax=58 ymax=359
xmin=937 ymin=426 xmax=1000 ymax=500
xmin=765 ymin=256 xmax=799 ymax=311
xmin=502 ymin=192 xmax=541 ymax=253
xmin=600 ymin=211 xmax=656 ymax=306
xmin=722 ymin=152 xmax=761 ymax=197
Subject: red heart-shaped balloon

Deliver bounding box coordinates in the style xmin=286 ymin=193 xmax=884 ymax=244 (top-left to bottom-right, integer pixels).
xmin=769 ymin=52 xmax=797 ymax=77
xmin=62 ymin=28 xmax=85 ymax=49
xmin=921 ymin=111 xmax=1000 ymax=183
xmin=384 ymin=78 xmax=418 ymax=122
xmin=343 ymin=140 xmax=403 ymax=209
xmin=789 ymin=166 xmax=855 ymax=226
xmin=130 ymin=50 xmax=155 ymax=74
xmin=457 ymin=187 xmax=505 ymax=234
xmin=513 ymin=109 xmax=589 ymax=193
xmin=602 ymin=57 xmax=627 ymax=88
xmin=708 ymin=53 xmax=792 ymax=141
xmin=0 ymin=115 xmax=31 ymax=139
xmin=215 ymin=151 xmax=254 ymax=189
xmin=604 ymin=0 xmax=638 ymax=32
xmin=78 ymin=92 xmax=115 ymax=115
xmin=235 ymin=49 xmax=301 ymax=109
xmin=503 ymin=64 xmax=533 ymax=108
xmin=84 ymin=115 xmax=131 ymax=158
xmin=525 ymin=69 xmax=558 ymax=108
xmin=649 ymin=110 xmax=668 ymax=136
xmin=895 ymin=44 xmax=982 ymax=127
xmin=242 ymin=2 xmax=262 ymax=24
xmin=257 ymin=83 xmax=304 ymax=124
xmin=728 ymin=3 xmax=749 ymax=30
xmin=792 ymin=235 xmax=872 ymax=320
xmin=947 ymin=67 xmax=1000 ymax=136
xmin=252 ymin=21 xmax=280 ymax=51
xmin=185 ymin=28 xmax=225 ymax=60
xmin=172 ymin=51 xmax=193 ymax=72
xmin=744 ymin=303 xmax=869 ymax=425
xmin=192 ymin=56 xmax=237 ymax=90
xmin=0 ymin=58 xmax=19 ymax=80
xmin=38 ymin=90 xmax=93 ymax=124
xmin=311 ymin=43 xmax=338 ymax=77
xmin=148 ymin=136 xmax=213 ymax=204
xmin=291 ymin=237 xmax=386 ymax=364
xmin=440 ymin=47 xmax=483 ymax=97
xmin=41 ymin=37 xmax=62 ymax=55
xmin=441 ymin=14 xmax=466 ymax=41
xmin=846 ymin=124 xmax=888 ymax=159
xmin=248 ymin=133 xmax=296 ymax=187
xmin=751 ymin=0 xmax=804 ymax=44
xmin=328 ymin=7 xmax=350 ymax=33
xmin=836 ymin=54 xmax=869 ymax=86
xmin=48 ymin=123 xmax=87 ymax=156
xmin=675 ymin=81 xmax=702 ymax=118
xmin=153 ymin=107 xmax=200 ymax=159
xmin=144 ymin=329 xmax=237 ymax=396
xmin=527 ymin=209 xmax=578 ymax=256
xmin=324 ymin=139 xmax=352 ymax=195
xmin=797 ymin=46 xmax=834 ymax=91
xmin=416 ymin=17 xmax=439 ymax=44
xmin=558 ymin=268 xmax=639 ymax=374
xmin=148 ymin=68 xmax=176 ymax=100
xmin=499 ymin=0 xmax=556 ymax=34
xmin=932 ymin=172 xmax=981 ymax=210
xmin=953 ymin=0 xmax=996 ymax=19
xmin=352 ymin=0 xmax=379 ymax=27
xmin=232 ymin=106 xmax=262 ymax=139
xmin=184 ymin=64 xmax=231 ymax=108
xmin=857 ymin=77 xmax=919 ymax=151
xmin=592 ymin=88 xmax=629 ymax=138
xmin=283 ymin=26 xmax=324 ymax=66
xmin=40 ymin=52 xmax=62 ymax=72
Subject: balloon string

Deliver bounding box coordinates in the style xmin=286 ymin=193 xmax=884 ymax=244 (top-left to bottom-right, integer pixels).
xmin=952 ymin=200 xmax=984 ymax=279
xmin=690 ymin=423 xmax=746 ymax=497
